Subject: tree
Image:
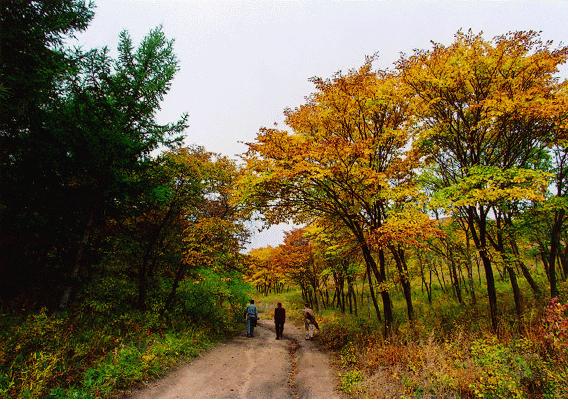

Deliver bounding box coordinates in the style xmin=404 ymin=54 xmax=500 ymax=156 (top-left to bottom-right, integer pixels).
xmin=0 ymin=0 xmax=93 ymax=137
xmin=246 ymin=246 xmax=286 ymax=295
xmin=399 ymin=30 xmax=568 ymax=330
xmin=238 ymin=62 xmax=428 ymax=333
xmin=0 ymin=21 xmax=188 ymax=308
xmin=305 ymin=221 xmax=363 ymax=315
xmin=0 ymin=0 xmax=94 ymax=306
xmin=167 ymin=150 xmax=248 ymax=313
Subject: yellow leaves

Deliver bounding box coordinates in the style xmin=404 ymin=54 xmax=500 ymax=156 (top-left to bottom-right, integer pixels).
xmin=432 ymin=167 xmax=552 ymax=209
xmin=182 ymin=217 xmax=241 ymax=267
xmin=369 ymin=208 xmax=445 ymax=249
xmin=237 ymin=64 xmax=417 ymax=229
xmin=400 ymin=30 xmax=567 ymax=155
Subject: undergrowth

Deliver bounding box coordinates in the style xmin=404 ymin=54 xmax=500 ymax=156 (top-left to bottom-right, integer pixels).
xmin=317 ymin=295 xmax=568 ymax=398
xmin=0 ymin=268 xmax=250 ymax=398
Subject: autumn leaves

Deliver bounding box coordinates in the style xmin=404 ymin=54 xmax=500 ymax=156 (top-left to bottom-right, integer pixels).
xmin=236 ymin=31 xmax=567 ymax=333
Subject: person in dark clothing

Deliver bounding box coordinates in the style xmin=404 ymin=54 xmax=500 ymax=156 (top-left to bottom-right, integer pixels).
xmin=274 ymin=302 xmax=286 ymax=339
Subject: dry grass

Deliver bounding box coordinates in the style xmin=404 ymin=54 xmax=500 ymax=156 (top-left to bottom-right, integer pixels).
xmin=320 ymin=297 xmax=568 ymax=399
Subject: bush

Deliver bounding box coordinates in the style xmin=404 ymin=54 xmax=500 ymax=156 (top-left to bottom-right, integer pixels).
xmin=469 ymin=337 xmax=528 ymax=398
xmin=0 ymin=270 xmax=249 ymax=398
xmin=315 ymin=298 xmax=568 ymax=399
xmin=339 ymin=369 xmax=365 ymax=395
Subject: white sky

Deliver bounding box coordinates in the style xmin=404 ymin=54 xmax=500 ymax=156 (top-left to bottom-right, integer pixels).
xmin=75 ymin=0 xmax=568 ymax=250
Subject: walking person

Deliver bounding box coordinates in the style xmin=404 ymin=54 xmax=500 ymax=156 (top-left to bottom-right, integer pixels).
xmin=244 ymin=299 xmax=258 ymax=337
xmin=303 ymin=303 xmax=319 ymax=340
xmin=274 ymin=302 xmax=286 ymax=339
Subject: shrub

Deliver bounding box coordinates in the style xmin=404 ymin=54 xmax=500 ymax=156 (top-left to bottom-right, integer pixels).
xmin=339 ymin=369 xmax=365 ymax=395
xmin=469 ymin=337 xmax=527 ymax=398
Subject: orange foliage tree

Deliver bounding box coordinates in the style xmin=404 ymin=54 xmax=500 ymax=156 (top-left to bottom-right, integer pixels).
xmin=237 ymin=61 xmax=437 ymax=332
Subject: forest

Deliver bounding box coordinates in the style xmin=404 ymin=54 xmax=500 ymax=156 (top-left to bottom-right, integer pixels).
xmin=1 ymin=0 xmax=567 ymax=399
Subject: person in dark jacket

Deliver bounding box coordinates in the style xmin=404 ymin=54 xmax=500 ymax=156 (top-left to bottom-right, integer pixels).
xmin=274 ymin=302 xmax=286 ymax=339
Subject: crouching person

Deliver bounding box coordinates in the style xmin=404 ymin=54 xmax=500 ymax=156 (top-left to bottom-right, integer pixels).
xmin=303 ymin=303 xmax=319 ymax=340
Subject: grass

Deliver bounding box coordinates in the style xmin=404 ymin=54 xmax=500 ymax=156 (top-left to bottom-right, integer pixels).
xmin=0 ymin=307 xmax=226 ymax=398
xmin=254 ymin=288 xmax=306 ymax=324
xmin=254 ymin=273 xmax=568 ymax=398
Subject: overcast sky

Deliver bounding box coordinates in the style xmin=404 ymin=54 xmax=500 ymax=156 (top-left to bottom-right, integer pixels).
xmin=75 ymin=0 xmax=568 ymax=250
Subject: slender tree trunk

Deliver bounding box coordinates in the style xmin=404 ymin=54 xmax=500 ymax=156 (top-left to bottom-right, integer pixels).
xmin=440 ymin=263 xmax=448 ymax=289
xmin=351 ymin=279 xmax=358 ymax=316
xmin=364 ymin=264 xmax=382 ymax=321
xmin=507 ymin=265 xmax=523 ymax=317
xmin=495 ymin=212 xmax=523 ymax=317
xmin=433 ymin=265 xmax=446 ymax=292
xmin=561 ymin=244 xmax=568 ymax=280
xmin=465 ymin=229 xmax=477 ymax=304
xmin=162 ymin=264 xmax=186 ymax=315
xmin=390 ymin=245 xmax=414 ymax=321
xmin=418 ymin=252 xmax=431 ymax=303
xmin=541 ymin=248 xmax=551 ymax=282
xmin=360 ymin=239 xmax=390 ymax=329
xmin=138 ymin=205 xmax=177 ymax=310
xmin=59 ymin=209 xmax=95 ymax=310
xmin=448 ymin=246 xmax=463 ymax=304
xmin=319 ymin=288 xmax=327 ymax=309
xmin=468 ymin=206 xmax=498 ymax=333
xmin=503 ymin=214 xmax=541 ymax=297
xmin=347 ymin=279 xmax=353 ymax=315
xmin=428 ymin=267 xmax=433 ymax=304
xmin=548 ymin=210 xmax=564 ymax=297
xmin=377 ymin=249 xmax=393 ymax=332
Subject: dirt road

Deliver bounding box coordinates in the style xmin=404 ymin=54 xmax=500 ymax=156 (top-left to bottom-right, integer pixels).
xmin=132 ymin=320 xmax=339 ymax=399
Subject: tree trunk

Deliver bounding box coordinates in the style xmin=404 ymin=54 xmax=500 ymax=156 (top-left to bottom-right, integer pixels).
xmin=360 ymin=239 xmax=391 ymax=329
xmin=468 ymin=206 xmax=498 ymax=333
xmin=351 ymin=279 xmax=358 ymax=316
xmin=494 ymin=211 xmax=523 ymax=317
xmin=433 ymin=265 xmax=446 ymax=292
xmin=507 ymin=265 xmax=523 ymax=317
xmin=428 ymin=267 xmax=433 ymax=304
xmin=503 ymin=213 xmax=541 ymax=297
xmin=59 ymin=209 xmax=95 ymax=310
xmin=347 ymin=282 xmax=353 ymax=315
xmin=561 ymin=244 xmax=568 ymax=280
xmin=548 ymin=210 xmax=564 ymax=297
xmin=418 ymin=252 xmax=432 ymax=303
xmin=138 ymin=204 xmax=177 ymax=310
xmin=465 ymin=229 xmax=477 ymax=304
xmin=364 ymin=263 xmax=382 ymax=321
xmin=377 ymin=249 xmax=393 ymax=333
xmin=448 ymin=246 xmax=463 ymax=304
xmin=162 ymin=264 xmax=186 ymax=315
xmin=390 ymin=245 xmax=414 ymax=321
xmin=541 ymin=248 xmax=551 ymax=282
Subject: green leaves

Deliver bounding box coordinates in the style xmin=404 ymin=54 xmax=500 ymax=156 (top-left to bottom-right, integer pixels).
xmin=431 ymin=166 xmax=552 ymax=209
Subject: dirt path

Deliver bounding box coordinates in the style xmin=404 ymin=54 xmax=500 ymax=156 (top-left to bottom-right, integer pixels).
xmin=131 ymin=319 xmax=339 ymax=399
